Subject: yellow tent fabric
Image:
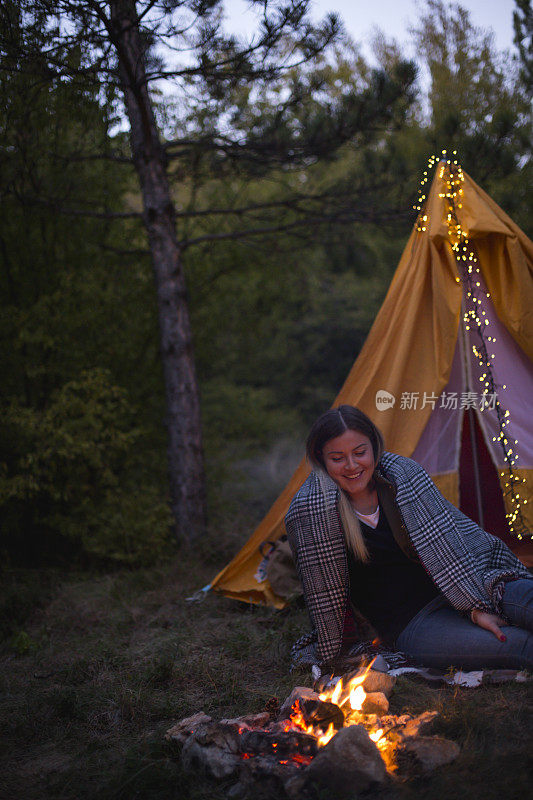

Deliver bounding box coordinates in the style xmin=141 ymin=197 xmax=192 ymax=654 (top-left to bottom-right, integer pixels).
xmin=208 ymin=163 xmax=533 ymax=607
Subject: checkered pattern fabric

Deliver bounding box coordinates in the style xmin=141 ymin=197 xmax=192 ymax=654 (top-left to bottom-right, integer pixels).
xmin=284 ymin=453 xmax=531 ymax=669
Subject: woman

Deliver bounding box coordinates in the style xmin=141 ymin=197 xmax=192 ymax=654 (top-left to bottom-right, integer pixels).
xmin=285 ymin=405 xmax=532 ymax=673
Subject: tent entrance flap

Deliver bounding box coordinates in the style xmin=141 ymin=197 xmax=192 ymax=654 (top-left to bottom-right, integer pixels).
xmin=459 ymin=408 xmax=508 ymax=540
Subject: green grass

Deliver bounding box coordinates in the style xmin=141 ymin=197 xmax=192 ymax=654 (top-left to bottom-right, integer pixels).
xmin=1 ymin=555 xmax=531 ymax=800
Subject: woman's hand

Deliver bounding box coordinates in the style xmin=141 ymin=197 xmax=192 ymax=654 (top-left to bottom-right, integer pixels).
xmin=470 ymin=609 xmax=507 ymax=642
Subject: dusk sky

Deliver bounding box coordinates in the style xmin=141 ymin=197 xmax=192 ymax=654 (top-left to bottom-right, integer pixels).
xmin=222 ymin=1 xmax=518 ymax=60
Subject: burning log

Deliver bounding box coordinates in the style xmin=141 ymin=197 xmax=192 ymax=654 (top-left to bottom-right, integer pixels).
xmin=290 ymin=697 xmax=345 ymax=731
xmin=240 ymin=727 xmax=318 ymax=758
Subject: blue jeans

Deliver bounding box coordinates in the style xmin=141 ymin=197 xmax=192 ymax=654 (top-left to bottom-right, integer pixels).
xmin=395 ymin=578 xmax=533 ymax=671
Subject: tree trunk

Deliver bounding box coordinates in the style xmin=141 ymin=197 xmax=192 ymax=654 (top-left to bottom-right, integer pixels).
xmin=109 ymin=0 xmax=206 ymax=543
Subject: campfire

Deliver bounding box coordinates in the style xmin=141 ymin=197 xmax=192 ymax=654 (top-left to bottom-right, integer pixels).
xmin=167 ymin=661 xmax=460 ymax=798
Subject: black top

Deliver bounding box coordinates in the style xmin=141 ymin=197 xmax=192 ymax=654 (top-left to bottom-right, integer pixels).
xmin=347 ymin=505 xmax=440 ymax=646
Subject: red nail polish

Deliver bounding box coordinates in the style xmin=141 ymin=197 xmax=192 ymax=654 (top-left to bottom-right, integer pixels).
xmin=500 ymin=635 xmax=507 ymax=642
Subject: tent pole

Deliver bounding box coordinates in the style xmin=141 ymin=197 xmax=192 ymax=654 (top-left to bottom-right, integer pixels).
xmin=460 ymin=298 xmax=485 ymax=528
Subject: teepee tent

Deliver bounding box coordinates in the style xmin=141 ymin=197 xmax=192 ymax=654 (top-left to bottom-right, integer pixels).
xmin=205 ymin=160 xmax=533 ymax=608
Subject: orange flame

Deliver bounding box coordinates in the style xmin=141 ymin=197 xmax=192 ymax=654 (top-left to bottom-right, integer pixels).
xmin=319 ymin=657 xmax=376 ymax=712
xmin=349 ymin=684 xmax=366 ymax=711
xmin=274 ymin=658 xmax=392 ymax=765
xmin=369 ymin=728 xmax=384 ymax=745
xmin=317 ymin=722 xmax=336 ymax=747
xmin=282 ymin=699 xmax=316 ymax=736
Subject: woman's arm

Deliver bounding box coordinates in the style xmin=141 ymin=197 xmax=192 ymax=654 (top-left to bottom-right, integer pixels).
xmin=380 ymin=453 xmax=530 ymax=614
xmin=284 ymin=475 xmax=351 ymax=667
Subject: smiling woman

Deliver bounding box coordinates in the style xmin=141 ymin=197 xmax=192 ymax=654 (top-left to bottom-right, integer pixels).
xmin=322 ymin=430 xmax=377 ymax=507
xmin=310 ymin=409 xmax=382 ymax=509
xmin=285 ymin=405 xmax=533 ymax=675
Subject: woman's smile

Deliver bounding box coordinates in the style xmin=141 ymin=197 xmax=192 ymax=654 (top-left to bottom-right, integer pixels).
xmin=322 ymin=429 xmax=376 ymax=504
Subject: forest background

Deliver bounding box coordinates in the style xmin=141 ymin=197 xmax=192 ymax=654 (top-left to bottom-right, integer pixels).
xmin=0 ymin=0 xmax=531 ymax=594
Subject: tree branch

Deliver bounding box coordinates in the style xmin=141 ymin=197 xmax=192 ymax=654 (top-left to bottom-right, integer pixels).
xmin=99 ymin=243 xmax=150 ymax=255
xmin=55 ymin=207 xmax=142 ymax=219
xmin=174 ymin=192 xmax=334 ymax=218
xmin=45 ymin=150 xmax=133 ymax=165
xmin=179 ymin=208 xmax=390 ymax=249
xmin=8 ymin=194 xmax=142 ymax=219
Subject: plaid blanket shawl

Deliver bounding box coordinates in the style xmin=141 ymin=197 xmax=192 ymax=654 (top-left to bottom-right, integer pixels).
xmin=284 ymin=452 xmax=531 ymax=669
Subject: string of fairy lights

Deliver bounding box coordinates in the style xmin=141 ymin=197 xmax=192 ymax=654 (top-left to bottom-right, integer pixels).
xmin=414 ymin=151 xmax=529 ymax=541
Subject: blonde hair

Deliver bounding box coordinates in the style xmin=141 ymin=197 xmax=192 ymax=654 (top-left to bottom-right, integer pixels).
xmin=315 ymin=468 xmax=370 ymax=562
xmin=338 ymin=490 xmax=370 ymax=562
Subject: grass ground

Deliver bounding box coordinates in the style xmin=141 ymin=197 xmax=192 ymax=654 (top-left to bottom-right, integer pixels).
xmin=1 ymin=554 xmax=531 ymax=800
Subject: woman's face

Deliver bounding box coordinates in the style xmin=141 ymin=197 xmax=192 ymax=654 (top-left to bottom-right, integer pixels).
xmin=322 ymin=429 xmax=375 ymax=500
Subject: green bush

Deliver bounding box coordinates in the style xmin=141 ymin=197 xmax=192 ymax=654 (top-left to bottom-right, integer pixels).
xmin=0 ymin=368 xmax=172 ymax=565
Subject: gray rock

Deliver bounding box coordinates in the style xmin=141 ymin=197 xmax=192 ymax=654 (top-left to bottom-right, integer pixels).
xmin=361 ymin=691 xmax=389 ymax=716
xmin=165 ymin=712 xmax=212 ymax=744
xmin=304 ymin=724 xmax=388 ymax=796
xmin=193 ymin=721 xmax=242 ymax=754
xmin=181 ymin=737 xmax=241 ymax=780
xmin=370 ymin=654 xmax=390 ymax=672
xmin=226 ymin=782 xmax=247 ymax=799
xmin=237 ymin=753 xmax=304 ymax=799
xmin=395 ymin=736 xmax=460 ymax=773
xmin=362 ymin=669 xmax=396 ymax=696
xmin=283 ymin=771 xmax=309 ymax=799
